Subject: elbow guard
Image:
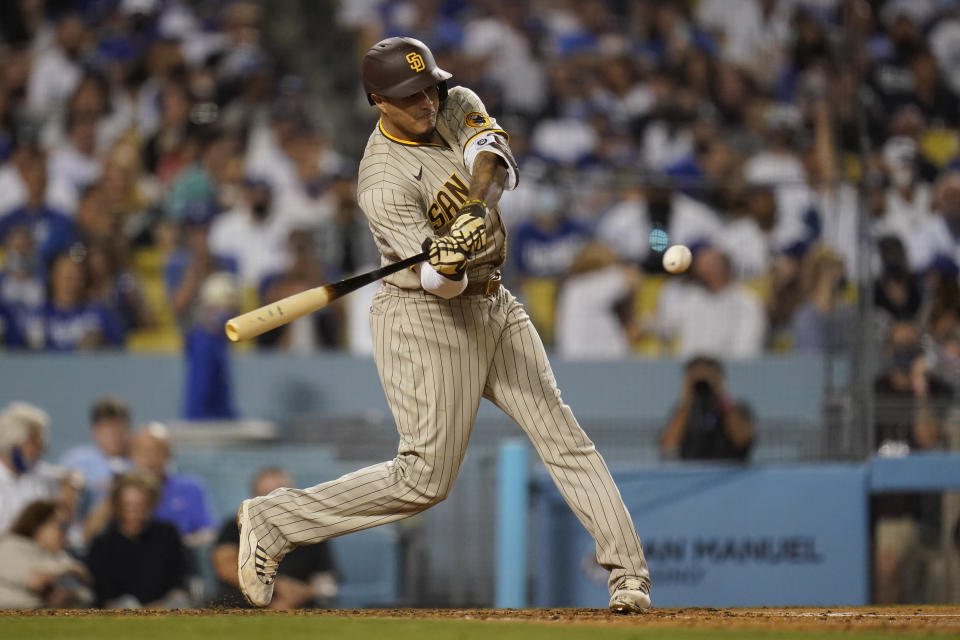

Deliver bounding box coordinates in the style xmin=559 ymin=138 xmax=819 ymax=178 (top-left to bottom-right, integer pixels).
xmin=463 ymin=130 xmax=519 ymax=190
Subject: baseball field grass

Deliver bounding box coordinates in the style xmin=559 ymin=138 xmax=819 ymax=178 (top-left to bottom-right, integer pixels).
xmin=2 ymin=607 xmax=960 ymax=639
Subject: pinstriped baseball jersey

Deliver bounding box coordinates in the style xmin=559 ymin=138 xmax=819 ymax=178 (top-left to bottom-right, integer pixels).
xmin=357 ymin=86 xmax=507 ymax=289
xmin=245 ymin=83 xmax=651 ymax=604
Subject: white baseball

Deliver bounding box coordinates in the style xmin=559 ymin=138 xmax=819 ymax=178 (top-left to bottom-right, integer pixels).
xmin=663 ymin=245 xmax=692 ymax=274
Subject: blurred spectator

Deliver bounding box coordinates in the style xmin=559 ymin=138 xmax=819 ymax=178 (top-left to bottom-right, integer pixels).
xmin=660 ymin=355 xmax=754 ymax=461
xmin=164 ymin=128 xmax=238 ymax=222
xmin=25 ymin=13 xmax=87 ymax=124
xmin=0 ymin=144 xmax=76 ymax=217
xmin=142 ymin=81 xmax=193 ymax=180
xmin=164 ymin=200 xmax=238 ymax=326
xmin=59 ymin=396 xmax=133 ymax=520
xmin=715 ymin=185 xmax=778 ymax=279
xmin=321 ymin=173 xmax=380 ymax=277
xmin=696 ymin=0 xmax=789 ymax=79
xmin=511 ymin=188 xmax=591 ymax=280
xmin=875 ymin=136 xmax=936 ymax=271
xmin=209 ymin=177 xmax=292 ymax=289
xmin=270 ymin=125 xmax=343 ymax=227
xmin=24 ymin=251 xmax=124 ymax=351
xmin=462 ymin=2 xmax=547 ymax=117
xmin=244 ymin=100 xmax=309 ymax=195
xmin=211 ymin=468 xmax=338 ymax=609
xmin=183 ymin=272 xmax=239 ymax=418
xmin=258 ymin=229 xmax=340 ymax=353
xmin=86 ymin=240 xmax=154 ymax=335
xmin=0 ymin=150 xmax=77 ymax=270
xmin=909 ymin=171 xmax=960 ymax=274
xmin=875 ymin=322 xmax=952 ymax=453
xmin=744 ymin=104 xmax=815 ymax=251
xmin=86 ymin=472 xmax=190 ymax=609
xmin=791 ymin=246 xmax=855 ymax=353
xmin=0 ymin=405 xmax=57 ymax=532
xmin=555 ymin=243 xmax=641 ymax=360
xmin=872 ymin=321 xmax=953 ymax=604
xmin=874 ymin=236 xmax=923 ymax=323
xmin=908 ymin=48 xmax=960 ymax=128
xmin=129 ymin=423 xmax=216 ymax=546
xmin=48 ymin=110 xmax=102 ymax=199
xmin=596 ymin=182 xmax=721 ymax=271
xmin=0 ymin=500 xmax=93 ymax=609
xmin=655 ymin=246 xmax=766 ymax=359
xmin=0 ymin=225 xmax=44 ymax=332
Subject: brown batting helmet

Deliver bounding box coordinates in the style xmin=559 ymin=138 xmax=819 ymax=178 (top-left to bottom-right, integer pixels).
xmin=362 ymin=37 xmax=452 ymax=105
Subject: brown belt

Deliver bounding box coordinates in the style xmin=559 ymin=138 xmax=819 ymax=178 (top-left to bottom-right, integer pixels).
xmin=462 ymin=273 xmax=502 ymax=296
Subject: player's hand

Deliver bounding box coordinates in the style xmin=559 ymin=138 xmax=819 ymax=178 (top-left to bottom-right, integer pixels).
xmin=449 ymin=210 xmax=487 ymax=254
xmin=422 ymin=236 xmax=468 ymax=280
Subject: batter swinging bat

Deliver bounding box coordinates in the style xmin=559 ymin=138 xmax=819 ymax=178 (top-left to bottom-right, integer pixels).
xmin=225 ymin=251 xmax=427 ymax=342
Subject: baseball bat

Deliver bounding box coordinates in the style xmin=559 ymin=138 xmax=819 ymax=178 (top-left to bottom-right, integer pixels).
xmin=225 ymin=251 xmax=426 ymax=342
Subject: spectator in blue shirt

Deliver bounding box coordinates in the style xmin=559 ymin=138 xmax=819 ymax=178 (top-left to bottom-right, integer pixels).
xmin=0 ymin=225 xmax=44 ymax=329
xmin=129 ymin=423 xmax=216 ymax=547
xmin=0 ymin=151 xmax=76 ymax=271
xmin=59 ymin=396 xmax=133 ymax=520
xmin=164 ymin=199 xmax=237 ymax=328
xmin=511 ymin=188 xmax=592 ymax=279
xmin=182 ymin=272 xmax=239 ymax=420
xmin=26 ymin=252 xmax=124 ymax=350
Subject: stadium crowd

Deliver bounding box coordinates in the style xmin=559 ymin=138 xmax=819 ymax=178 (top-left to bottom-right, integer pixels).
xmin=0 ymin=0 xmax=954 ymax=371
xmin=0 ymin=396 xmax=339 ymax=609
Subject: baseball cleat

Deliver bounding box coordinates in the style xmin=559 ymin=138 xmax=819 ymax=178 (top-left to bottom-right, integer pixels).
xmin=608 ymin=578 xmax=651 ymax=614
xmin=237 ymin=499 xmax=279 ymax=607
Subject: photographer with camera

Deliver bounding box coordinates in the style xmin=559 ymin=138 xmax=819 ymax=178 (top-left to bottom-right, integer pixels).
xmin=660 ymin=355 xmax=755 ymax=462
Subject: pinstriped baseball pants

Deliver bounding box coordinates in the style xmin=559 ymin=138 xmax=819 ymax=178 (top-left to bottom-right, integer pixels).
xmin=247 ymin=284 xmax=650 ymax=595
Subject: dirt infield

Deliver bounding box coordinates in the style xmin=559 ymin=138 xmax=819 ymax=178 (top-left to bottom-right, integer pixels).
xmin=7 ymin=606 xmax=960 ymax=635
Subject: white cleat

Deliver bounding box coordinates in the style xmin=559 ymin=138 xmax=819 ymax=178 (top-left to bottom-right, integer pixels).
xmin=237 ymin=499 xmax=279 ymax=607
xmin=608 ymin=578 xmax=651 ymax=614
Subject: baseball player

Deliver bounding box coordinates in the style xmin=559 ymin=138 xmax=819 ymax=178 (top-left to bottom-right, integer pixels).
xmin=237 ymin=37 xmax=651 ymax=613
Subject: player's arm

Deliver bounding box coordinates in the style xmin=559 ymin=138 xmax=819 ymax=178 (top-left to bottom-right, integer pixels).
xmin=467 ymin=150 xmax=510 ymax=210
xmin=359 ymin=187 xmax=468 ymax=297
xmin=445 ymin=86 xmax=519 ymax=235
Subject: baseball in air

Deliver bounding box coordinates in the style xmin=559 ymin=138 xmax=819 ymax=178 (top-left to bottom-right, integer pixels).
xmin=663 ymin=245 xmax=692 ymax=274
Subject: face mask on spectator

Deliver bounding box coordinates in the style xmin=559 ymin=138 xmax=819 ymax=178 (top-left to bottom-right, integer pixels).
xmin=890 ymin=165 xmax=915 ymax=190
xmin=10 ymin=445 xmax=32 ymax=474
xmin=252 ymin=202 xmax=270 ymax=220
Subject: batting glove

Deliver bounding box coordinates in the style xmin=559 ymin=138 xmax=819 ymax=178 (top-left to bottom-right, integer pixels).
xmin=422 ymin=236 xmax=468 ymax=280
xmin=449 ymin=201 xmax=488 ymax=253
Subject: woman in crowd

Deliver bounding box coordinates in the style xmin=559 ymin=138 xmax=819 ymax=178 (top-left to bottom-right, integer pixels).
xmin=0 ymin=500 xmax=93 ymax=608
xmin=86 ymin=472 xmax=190 ymax=609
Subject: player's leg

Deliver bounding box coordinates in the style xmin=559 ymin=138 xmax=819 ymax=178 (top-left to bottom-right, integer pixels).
xmin=241 ymin=290 xmax=488 ymax=594
xmin=483 ymin=291 xmax=651 ymax=608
